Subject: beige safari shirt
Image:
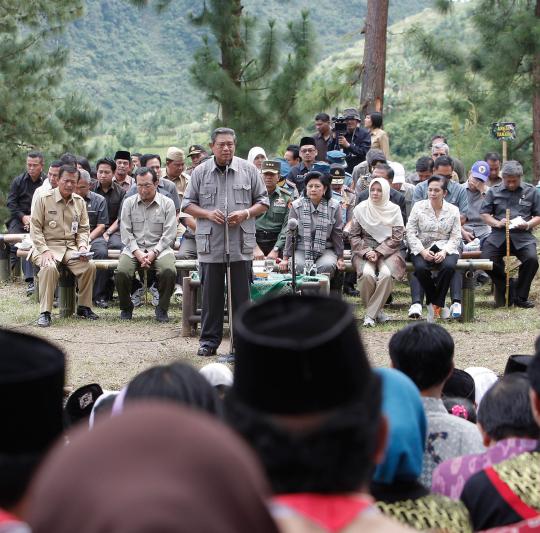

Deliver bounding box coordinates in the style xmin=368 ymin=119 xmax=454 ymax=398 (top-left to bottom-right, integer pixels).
xmin=120 ymin=191 xmax=177 ymax=258
xmin=30 ymin=187 xmax=90 ymax=261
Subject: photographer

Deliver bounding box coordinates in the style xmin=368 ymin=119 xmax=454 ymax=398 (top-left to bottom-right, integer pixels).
xmin=328 ymin=108 xmax=371 ymax=174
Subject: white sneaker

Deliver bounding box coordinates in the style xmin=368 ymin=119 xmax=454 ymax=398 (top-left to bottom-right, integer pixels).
xmin=427 ymin=304 xmax=435 ymax=323
xmin=449 ymin=302 xmax=461 ymax=318
xmin=408 ymin=303 xmax=423 ymax=319
xmin=363 ymin=316 xmax=376 ymax=327
xmin=376 ymin=311 xmax=390 ymax=323
xmin=440 ymin=306 xmax=451 ymax=319
xmin=149 ymin=284 xmax=159 ymax=307
xmin=131 ymin=287 xmax=144 ymax=307
xmin=173 ymin=284 xmax=183 ymax=304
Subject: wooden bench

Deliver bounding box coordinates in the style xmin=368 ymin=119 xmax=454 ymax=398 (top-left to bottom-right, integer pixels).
xmin=9 ymin=234 xmax=493 ymax=324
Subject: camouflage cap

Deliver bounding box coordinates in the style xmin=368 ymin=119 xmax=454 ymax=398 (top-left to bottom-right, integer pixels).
xmin=261 ymin=160 xmax=280 ymax=174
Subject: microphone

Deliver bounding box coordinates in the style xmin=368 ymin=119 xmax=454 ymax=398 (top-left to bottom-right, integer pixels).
xmin=287 ymin=218 xmax=298 ymax=233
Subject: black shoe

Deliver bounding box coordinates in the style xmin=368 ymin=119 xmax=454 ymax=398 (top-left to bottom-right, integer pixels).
xmin=94 ymin=298 xmax=109 ymax=309
xmin=76 ymin=306 xmax=99 ymax=320
xmin=514 ymin=298 xmax=535 ymax=308
xmin=197 ymin=346 xmax=217 ymax=357
xmin=26 ymin=282 xmax=35 ymax=297
xmin=155 ymin=307 xmax=169 ymax=323
xmin=120 ymin=308 xmax=133 ymax=320
xmin=217 ymin=353 xmax=235 ymax=364
xmin=343 ymin=286 xmax=359 ymax=297
xmin=37 ymin=312 xmax=51 ymax=327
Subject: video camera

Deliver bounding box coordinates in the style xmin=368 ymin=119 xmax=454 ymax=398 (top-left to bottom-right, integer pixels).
xmin=332 ymin=115 xmax=348 ymax=135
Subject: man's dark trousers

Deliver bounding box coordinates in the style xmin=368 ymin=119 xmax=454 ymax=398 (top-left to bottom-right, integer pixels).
xmin=481 ymin=241 xmax=538 ymax=302
xmin=199 ymin=261 xmax=251 ymax=350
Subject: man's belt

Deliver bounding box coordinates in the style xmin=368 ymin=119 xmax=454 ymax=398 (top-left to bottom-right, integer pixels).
xmin=256 ymin=230 xmax=280 ymax=240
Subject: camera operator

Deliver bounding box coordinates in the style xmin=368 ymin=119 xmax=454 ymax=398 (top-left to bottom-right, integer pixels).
xmin=328 ymin=108 xmax=371 ymax=174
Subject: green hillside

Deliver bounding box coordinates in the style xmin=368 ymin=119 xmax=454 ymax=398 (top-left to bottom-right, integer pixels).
xmin=62 ymin=0 xmax=433 ymax=127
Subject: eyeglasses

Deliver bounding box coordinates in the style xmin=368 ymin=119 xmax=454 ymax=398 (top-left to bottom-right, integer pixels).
xmin=301 ymin=148 xmax=316 ymax=153
xmin=215 ymin=142 xmax=235 ymax=149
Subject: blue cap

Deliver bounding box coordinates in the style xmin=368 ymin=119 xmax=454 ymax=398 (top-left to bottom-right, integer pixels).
xmin=470 ymin=161 xmax=489 ymax=182
xmin=274 ymin=157 xmax=291 ymax=178
xmin=327 ymin=150 xmax=347 ymax=166
xmin=312 ymin=161 xmax=331 ymax=175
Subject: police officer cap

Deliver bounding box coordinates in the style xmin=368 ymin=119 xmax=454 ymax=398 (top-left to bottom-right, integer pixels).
xmin=299 ymin=137 xmax=316 ymax=148
xmin=114 ymin=150 xmax=131 ymax=161
xmin=261 ymin=160 xmax=280 ymax=174
xmin=330 ymin=164 xmax=345 ymax=184
xmin=312 ymin=161 xmax=330 ymax=175
xmin=327 ymin=150 xmax=347 ymax=166
xmin=274 ymin=157 xmax=291 ymax=178
xmin=0 ymin=329 xmax=65 ymax=454
xmin=233 ymin=295 xmax=374 ymax=415
xmin=188 ymin=144 xmax=205 ymax=157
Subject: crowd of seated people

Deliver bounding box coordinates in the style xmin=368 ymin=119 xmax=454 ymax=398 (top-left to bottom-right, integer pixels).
xmin=4 ymin=107 xmax=540 ymax=329
xmin=2 ymin=295 xmax=540 ymax=532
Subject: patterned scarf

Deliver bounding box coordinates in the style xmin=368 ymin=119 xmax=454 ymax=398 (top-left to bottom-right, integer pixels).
xmin=301 ymin=197 xmax=329 ymax=261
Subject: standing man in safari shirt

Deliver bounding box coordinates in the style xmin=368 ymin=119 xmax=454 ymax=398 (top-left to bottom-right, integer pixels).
xmin=182 ymin=127 xmax=269 ymax=358
xmin=30 ymin=165 xmax=98 ymax=327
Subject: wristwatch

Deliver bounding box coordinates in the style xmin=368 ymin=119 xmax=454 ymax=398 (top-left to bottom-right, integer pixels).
xmin=273 ymin=246 xmax=279 ymax=252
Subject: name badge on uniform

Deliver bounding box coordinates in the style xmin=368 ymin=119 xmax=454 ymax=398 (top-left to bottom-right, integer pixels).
xmin=48 ymin=210 xmax=57 ymax=215
xmin=71 ymin=221 xmax=79 ymax=234
xmin=274 ymin=198 xmax=287 ymax=208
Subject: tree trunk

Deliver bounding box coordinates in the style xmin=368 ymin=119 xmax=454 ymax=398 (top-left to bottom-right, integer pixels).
xmin=532 ymin=0 xmax=540 ymax=185
xmin=359 ymin=0 xmax=389 ymax=118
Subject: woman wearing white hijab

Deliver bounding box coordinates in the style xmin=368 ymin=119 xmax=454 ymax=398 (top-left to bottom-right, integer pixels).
xmin=247 ymin=147 xmax=267 ymax=170
xmin=350 ymin=178 xmax=405 ymax=326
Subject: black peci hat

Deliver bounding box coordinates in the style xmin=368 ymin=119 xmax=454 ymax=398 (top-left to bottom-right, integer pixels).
xmin=233 ymin=295 xmax=374 ymax=415
xmin=504 ymin=354 xmax=534 ymax=375
xmin=114 ymin=150 xmax=131 ymax=161
xmin=0 ymin=330 xmax=65 ymax=454
xmin=299 ymin=137 xmax=316 ymax=149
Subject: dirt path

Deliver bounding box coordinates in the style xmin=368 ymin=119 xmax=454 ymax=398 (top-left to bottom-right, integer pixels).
xmin=6 ymin=320 xmax=535 ymax=391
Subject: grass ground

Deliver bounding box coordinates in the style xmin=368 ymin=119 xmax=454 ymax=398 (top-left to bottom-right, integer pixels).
xmin=1 ymin=276 xmax=539 ymax=392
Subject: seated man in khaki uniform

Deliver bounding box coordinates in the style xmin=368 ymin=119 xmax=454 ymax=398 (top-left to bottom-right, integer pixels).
xmin=30 ymin=165 xmax=98 ymax=327
xmin=115 ymin=166 xmax=177 ymax=322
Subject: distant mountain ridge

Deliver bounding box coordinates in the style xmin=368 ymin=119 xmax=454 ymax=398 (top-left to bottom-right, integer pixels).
xmin=61 ymin=0 xmax=433 ymax=128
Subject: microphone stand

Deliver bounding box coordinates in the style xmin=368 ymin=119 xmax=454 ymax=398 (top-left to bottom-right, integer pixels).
xmin=291 ymin=229 xmax=297 ymax=295
xmin=223 ymin=164 xmax=235 ymax=361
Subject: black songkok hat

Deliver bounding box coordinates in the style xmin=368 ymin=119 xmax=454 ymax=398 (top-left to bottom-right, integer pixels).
xmin=233 ymin=295 xmax=373 ymax=415
xmin=64 ymin=383 xmax=104 ymax=428
xmin=0 ymin=330 xmax=65 ymax=454
xmin=504 ymin=354 xmax=534 ymax=376
xmin=114 ymin=150 xmax=131 ymax=161
xmin=442 ymin=368 xmax=476 ymax=402
xmin=299 ymin=137 xmax=316 ymax=149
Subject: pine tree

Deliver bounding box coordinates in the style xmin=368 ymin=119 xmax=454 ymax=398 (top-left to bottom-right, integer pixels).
xmin=409 ymin=0 xmax=540 ymax=183
xmin=359 ymin=0 xmax=389 ymax=117
xmin=130 ymin=0 xmax=314 ymax=156
xmin=0 ymin=0 xmax=101 ymax=223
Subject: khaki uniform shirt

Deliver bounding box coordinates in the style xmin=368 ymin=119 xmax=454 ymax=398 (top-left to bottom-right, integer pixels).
xmin=120 ymin=192 xmax=177 ymax=258
xmin=165 ymin=172 xmax=190 ymax=201
xmin=30 ymin=188 xmax=90 ymax=261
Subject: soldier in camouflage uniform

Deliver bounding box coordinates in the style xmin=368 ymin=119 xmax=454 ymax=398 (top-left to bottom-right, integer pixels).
xmin=254 ymin=160 xmax=292 ymax=260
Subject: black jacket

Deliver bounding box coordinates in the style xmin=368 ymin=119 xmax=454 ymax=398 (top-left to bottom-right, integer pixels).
xmin=329 ymin=127 xmax=371 ymax=174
